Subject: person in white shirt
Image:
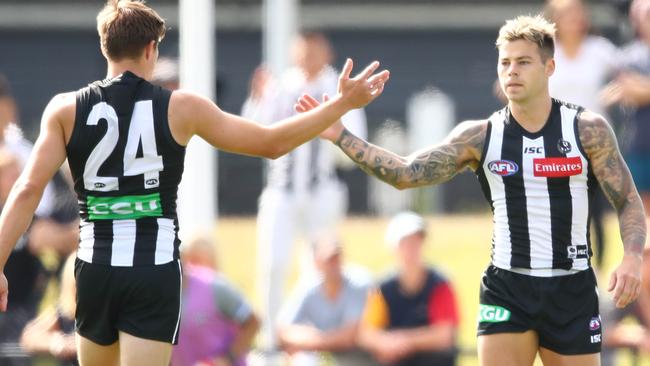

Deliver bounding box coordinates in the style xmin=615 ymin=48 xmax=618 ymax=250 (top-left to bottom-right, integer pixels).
xmin=545 ymin=0 xmax=618 ymax=268
xmin=546 ymin=0 xmax=618 ymax=116
xmin=241 ymin=32 xmax=368 ymax=350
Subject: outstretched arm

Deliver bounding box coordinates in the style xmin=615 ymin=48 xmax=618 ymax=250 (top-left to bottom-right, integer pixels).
xmin=169 ymin=59 xmax=389 ymax=159
xmin=295 ymin=94 xmax=486 ymax=189
xmin=579 ymin=111 xmax=647 ymax=308
xmin=335 ymin=122 xmax=485 ymax=189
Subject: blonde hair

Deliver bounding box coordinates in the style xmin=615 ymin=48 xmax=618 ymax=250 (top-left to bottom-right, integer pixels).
xmin=97 ymin=0 xmax=166 ymax=61
xmin=496 ymin=15 xmax=557 ymax=60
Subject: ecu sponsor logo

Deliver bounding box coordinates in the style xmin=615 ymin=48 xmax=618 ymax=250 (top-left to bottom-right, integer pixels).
xmin=533 ymin=156 xmax=582 ymax=177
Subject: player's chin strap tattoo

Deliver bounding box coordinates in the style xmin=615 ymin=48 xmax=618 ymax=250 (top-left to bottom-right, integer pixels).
xmin=334 ymin=122 xmax=485 ymax=190
xmin=580 ymin=115 xmax=647 ymax=257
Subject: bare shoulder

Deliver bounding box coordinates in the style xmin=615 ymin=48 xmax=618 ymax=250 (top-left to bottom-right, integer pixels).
xmin=169 ymin=89 xmax=224 ymax=120
xmin=448 ymin=119 xmax=489 ymax=143
xmin=46 ymin=92 xmax=76 ymax=121
xmin=576 ymin=109 xmax=617 ymax=156
xmin=43 ymin=92 xmax=76 ymax=142
xmin=168 ymin=89 xmax=223 ymax=145
xmin=577 ymin=109 xmax=612 ymax=130
xmin=447 ymin=119 xmax=489 ymax=168
xmin=169 ymin=89 xmax=201 ymax=117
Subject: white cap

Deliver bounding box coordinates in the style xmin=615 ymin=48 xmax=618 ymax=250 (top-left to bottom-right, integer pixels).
xmin=385 ymin=211 xmax=426 ymax=248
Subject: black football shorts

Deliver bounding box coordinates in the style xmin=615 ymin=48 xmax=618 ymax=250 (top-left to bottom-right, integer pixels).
xmin=477 ymin=265 xmax=601 ymax=355
xmin=74 ymin=258 xmax=182 ymax=345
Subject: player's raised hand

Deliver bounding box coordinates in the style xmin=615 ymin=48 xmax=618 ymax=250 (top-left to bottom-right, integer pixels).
xmin=337 ymin=58 xmax=389 ymax=110
xmin=608 ymin=253 xmax=643 ymax=308
xmin=295 ymin=94 xmax=344 ymax=142
xmin=0 ymin=273 xmax=8 ymax=312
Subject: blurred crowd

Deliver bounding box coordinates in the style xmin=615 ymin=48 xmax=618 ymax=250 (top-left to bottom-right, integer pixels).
xmin=1 ymin=0 xmax=649 ymax=365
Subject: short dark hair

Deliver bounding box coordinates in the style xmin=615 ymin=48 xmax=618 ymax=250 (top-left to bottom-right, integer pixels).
xmin=96 ymin=0 xmax=166 ymax=61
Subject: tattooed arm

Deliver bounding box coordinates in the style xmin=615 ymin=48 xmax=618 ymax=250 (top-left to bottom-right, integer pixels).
xmin=293 ymin=93 xmax=485 ymax=188
xmin=332 ymin=120 xmax=487 ymax=190
xmin=579 ymin=110 xmax=647 ymax=308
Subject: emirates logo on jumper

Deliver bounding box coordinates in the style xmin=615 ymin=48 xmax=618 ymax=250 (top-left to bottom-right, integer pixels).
xmin=533 ymin=156 xmax=583 ymax=177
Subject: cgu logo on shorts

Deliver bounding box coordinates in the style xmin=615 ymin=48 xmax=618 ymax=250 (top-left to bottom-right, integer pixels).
xmin=478 ymin=304 xmax=511 ymax=323
xmin=87 ymin=193 xmax=163 ymax=220
xmin=533 ymin=156 xmax=582 ymax=177
xmin=488 ymin=160 xmax=519 ymax=177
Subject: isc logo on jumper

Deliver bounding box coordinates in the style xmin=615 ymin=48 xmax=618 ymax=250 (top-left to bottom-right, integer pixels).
xmin=524 ymin=146 xmax=544 ymax=154
xmin=533 ymin=156 xmax=582 ymax=177
xmin=488 ymin=160 xmax=519 ymax=176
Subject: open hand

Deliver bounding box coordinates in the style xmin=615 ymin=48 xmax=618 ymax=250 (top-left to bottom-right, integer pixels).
xmin=373 ymin=333 xmax=411 ymax=364
xmin=336 ymin=58 xmax=389 ymax=110
xmin=295 ymin=94 xmax=344 ymax=142
xmin=609 ymin=253 xmax=643 ymax=308
xmin=601 ymin=72 xmax=650 ymax=108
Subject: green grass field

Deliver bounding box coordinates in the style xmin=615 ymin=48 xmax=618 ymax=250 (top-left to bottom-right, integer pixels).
xmin=214 ymin=213 xmax=649 ymax=366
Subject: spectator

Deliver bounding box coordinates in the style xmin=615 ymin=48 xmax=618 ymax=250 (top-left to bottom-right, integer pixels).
xmin=20 ymin=254 xmax=77 ymax=366
xmin=171 ymin=235 xmax=260 ymax=366
xmin=0 ymin=77 xmax=78 ymax=362
xmin=277 ymin=235 xmax=374 ymax=366
xmin=360 ymin=212 xmax=459 ymax=366
xmin=545 ymin=0 xmax=618 ymax=268
xmin=0 ymin=148 xmax=38 ymax=361
xmin=241 ymin=31 xmax=367 ymax=350
xmin=181 ymin=232 xmax=218 ymax=270
xmin=0 ymin=74 xmax=78 ymax=236
xmin=602 ymin=0 xmax=650 ymax=241
xmin=546 ymin=0 xmax=617 ymax=116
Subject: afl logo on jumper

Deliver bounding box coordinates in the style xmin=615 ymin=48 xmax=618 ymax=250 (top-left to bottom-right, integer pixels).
xmin=488 ymin=160 xmax=519 ymax=176
xmin=533 ymin=156 xmax=582 ymax=177
xmin=557 ymin=139 xmax=572 ymax=154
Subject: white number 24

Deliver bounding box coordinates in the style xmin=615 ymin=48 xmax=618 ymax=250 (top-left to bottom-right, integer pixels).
xmin=83 ymin=101 xmax=163 ymax=192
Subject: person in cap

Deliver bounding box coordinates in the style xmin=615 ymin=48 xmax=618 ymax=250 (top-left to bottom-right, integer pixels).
xmin=277 ymin=234 xmax=374 ymax=366
xmin=359 ymin=211 xmax=459 ymax=366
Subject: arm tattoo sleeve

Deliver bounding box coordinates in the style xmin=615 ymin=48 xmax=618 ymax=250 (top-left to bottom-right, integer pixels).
xmin=335 ymin=121 xmax=486 ymax=189
xmin=580 ymin=114 xmax=647 ymax=257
